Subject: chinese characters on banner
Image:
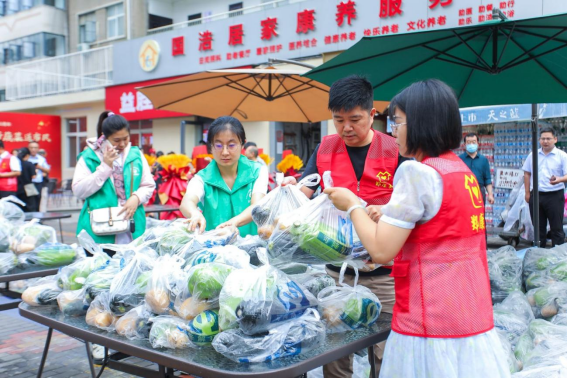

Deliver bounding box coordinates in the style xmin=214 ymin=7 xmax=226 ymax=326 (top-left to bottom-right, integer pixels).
xmin=495 ymin=168 xmax=523 ymax=189
xmin=0 ymin=113 xmax=62 ymax=181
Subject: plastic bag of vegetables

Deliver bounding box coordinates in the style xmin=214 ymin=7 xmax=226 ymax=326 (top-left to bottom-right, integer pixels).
xmin=0 ymin=219 xmax=13 ymax=252
xmin=86 ymin=291 xmax=120 ymax=331
xmin=526 ymin=282 xmax=567 ymax=319
xmin=185 ymin=245 xmax=251 ymax=270
xmin=179 ymin=227 xmax=239 ymax=260
xmin=496 ymin=330 xmax=522 ymax=374
xmin=115 ymin=304 xmax=153 ymax=340
xmin=515 ymin=319 xmax=567 ymax=366
xmin=251 ymin=174 xmax=315 ymax=240
xmin=10 ymin=219 xmax=57 ymax=255
xmin=493 ymin=291 xmax=534 ymax=348
xmin=0 ymin=196 xmax=25 ymax=224
xmin=19 ymin=243 xmax=81 ymax=267
xmin=289 ymin=271 xmax=336 ymax=298
xmin=212 ymin=308 xmax=325 ymax=363
xmin=157 ymin=220 xmax=196 ymax=256
xmin=234 ymin=235 xmax=267 ymax=266
xmin=523 ymin=246 xmax=567 ymax=284
xmin=218 ymin=264 xmax=317 ymax=335
xmin=317 ymin=265 xmax=382 ymax=334
xmin=0 ymin=252 xmax=17 ymax=274
xmin=83 ymin=259 xmax=121 ymax=300
xmin=268 ymin=172 xmax=370 ymax=267
xmin=21 ymin=275 xmax=62 ymax=306
xmin=145 ymin=255 xmax=185 ymax=315
xmin=57 ymin=253 xmax=110 ymax=291
xmin=57 ymin=289 xmax=89 ymax=316
xmin=148 ymin=316 xmax=194 ymax=349
xmin=108 ymin=249 xmax=154 ymax=316
xmin=488 ymin=246 xmax=523 ymax=303
xmin=145 ymin=217 xmax=172 ymax=230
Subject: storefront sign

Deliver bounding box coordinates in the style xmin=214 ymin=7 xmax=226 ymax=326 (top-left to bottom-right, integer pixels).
xmin=460 ymin=103 xmax=567 ymax=126
xmin=139 ymin=40 xmax=160 ymax=72
xmin=0 ymin=113 xmax=62 ymax=181
xmin=495 ymin=168 xmax=523 ymax=189
xmin=113 ymin=0 xmax=567 ymax=86
xmin=105 ymin=77 xmax=189 ymax=121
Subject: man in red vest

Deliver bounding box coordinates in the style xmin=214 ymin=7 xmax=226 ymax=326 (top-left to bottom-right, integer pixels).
xmin=284 ymin=75 xmax=406 ymax=377
xmin=0 ymin=140 xmax=21 ymax=199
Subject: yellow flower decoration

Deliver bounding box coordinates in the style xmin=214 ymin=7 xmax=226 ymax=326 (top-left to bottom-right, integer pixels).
xmin=259 ymin=153 xmax=273 ymax=166
xmin=157 ymin=154 xmax=192 ymax=170
xmin=144 ymin=154 xmax=156 ymax=167
xmin=277 ymin=154 xmax=303 ymax=173
xmin=193 ymin=154 xmax=213 ymax=168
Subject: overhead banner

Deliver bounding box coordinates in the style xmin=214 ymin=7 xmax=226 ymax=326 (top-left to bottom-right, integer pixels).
xmin=0 ymin=113 xmax=62 ymax=181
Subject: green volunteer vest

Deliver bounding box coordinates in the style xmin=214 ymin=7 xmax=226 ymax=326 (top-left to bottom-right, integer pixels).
xmin=197 ymin=155 xmax=260 ymax=237
xmin=76 ymin=146 xmax=146 ymax=244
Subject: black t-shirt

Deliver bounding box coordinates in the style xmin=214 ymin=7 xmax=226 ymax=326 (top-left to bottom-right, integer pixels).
xmin=300 ymin=143 xmax=409 ymax=191
xmin=17 ymin=161 xmax=36 ymax=194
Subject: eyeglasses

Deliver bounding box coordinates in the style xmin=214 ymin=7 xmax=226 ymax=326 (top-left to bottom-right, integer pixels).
xmin=389 ymin=122 xmax=407 ymax=132
xmin=213 ymin=143 xmax=240 ymax=152
xmin=540 ymin=137 xmax=555 ymax=141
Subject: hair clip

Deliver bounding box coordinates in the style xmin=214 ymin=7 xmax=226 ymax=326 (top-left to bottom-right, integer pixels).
xmin=108 ymin=111 xmax=115 ymax=117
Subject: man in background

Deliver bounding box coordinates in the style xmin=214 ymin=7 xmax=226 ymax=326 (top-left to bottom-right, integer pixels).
xmin=27 ymin=141 xmax=50 ymax=212
xmin=244 ymin=145 xmax=267 ymax=167
xmin=38 ymin=149 xmax=50 ymax=212
xmin=0 ymin=140 xmax=21 ymax=199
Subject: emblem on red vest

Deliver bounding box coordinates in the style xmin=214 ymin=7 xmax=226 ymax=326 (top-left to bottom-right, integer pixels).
xmin=376 ymin=171 xmax=393 ymax=189
xmin=464 ymin=174 xmax=483 ymax=209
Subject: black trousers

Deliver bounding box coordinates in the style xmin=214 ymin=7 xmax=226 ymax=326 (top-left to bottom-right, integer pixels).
xmin=529 ymin=189 xmax=565 ymax=247
xmin=33 ymin=182 xmax=43 ymax=212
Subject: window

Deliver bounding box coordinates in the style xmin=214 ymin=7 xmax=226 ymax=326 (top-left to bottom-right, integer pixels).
xmin=22 ymin=41 xmax=35 ymax=58
xmin=6 ymin=0 xmax=18 ymax=15
xmin=44 ymin=33 xmax=64 ymax=56
xmin=228 ymin=2 xmax=243 ymax=17
xmin=149 ymin=14 xmax=172 ymax=29
xmin=0 ymin=33 xmax=64 ymax=65
xmin=128 ymin=120 xmax=153 ymax=154
xmin=188 ymin=12 xmax=201 ymax=26
xmin=0 ymin=90 xmax=6 ymax=102
xmin=107 ymin=3 xmax=124 ymax=39
xmin=67 ymin=117 xmax=88 ymax=168
xmin=79 ymin=12 xmax=96 ymax=43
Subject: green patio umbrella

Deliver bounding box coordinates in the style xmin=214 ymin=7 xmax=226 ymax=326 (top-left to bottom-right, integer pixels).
xmin=306 ymin=11 xmax=567 ymax=246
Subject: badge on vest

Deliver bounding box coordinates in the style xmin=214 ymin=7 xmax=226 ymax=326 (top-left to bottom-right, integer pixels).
xmin=464 ymin=174 xmax=483 ymax=209
xmin=375 ymin=171 xmax=393 ymax=189
xmin=133 ymin=166 xmax=141 ymax=177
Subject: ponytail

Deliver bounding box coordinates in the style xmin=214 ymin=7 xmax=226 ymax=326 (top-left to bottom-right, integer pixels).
xmin=97 ymin=111 xmax=129 ymax=138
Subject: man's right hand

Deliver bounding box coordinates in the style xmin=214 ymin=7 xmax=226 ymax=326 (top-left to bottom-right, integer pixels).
xmin=525 ymin=192 xmax=530 ymax=203
xmin=281 ymin=176 xmax=298 ymax=187
xmin=102 ymin=145 xmax=119 ymax=168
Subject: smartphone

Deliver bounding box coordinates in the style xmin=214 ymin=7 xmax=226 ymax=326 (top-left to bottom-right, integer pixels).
xmin=551 ymin=175 xmax=557 ymax=183
xmin=102 ymin=140 xmax=116 ymax=154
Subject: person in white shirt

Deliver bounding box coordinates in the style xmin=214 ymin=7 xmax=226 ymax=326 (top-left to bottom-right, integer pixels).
xmin=0 ymin=140 xmax=21 ymax=198
xmin=27 ymin=141 xmax=50 ymax=212
xmin=244 ymin=145 xmax=267 ymax=168
xmin=523 ymin=126 xmax=567 ymax=247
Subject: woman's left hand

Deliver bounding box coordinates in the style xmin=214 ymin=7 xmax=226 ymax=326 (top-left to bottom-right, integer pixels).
xmin=118 ymin=195 xmax=140 ymax=220
xmin=217 ymin=216 xmax=241 ymax=229
xmin=323 ymin=187 xmax=361 ymax=211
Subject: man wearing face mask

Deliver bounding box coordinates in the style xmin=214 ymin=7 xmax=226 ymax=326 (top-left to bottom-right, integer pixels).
xmin=459 ymin=132 xmax=495 ymax=207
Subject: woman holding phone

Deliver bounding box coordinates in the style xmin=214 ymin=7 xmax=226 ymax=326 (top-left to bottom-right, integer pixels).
xmin=72 ymin=111 xmax=156 ymax=246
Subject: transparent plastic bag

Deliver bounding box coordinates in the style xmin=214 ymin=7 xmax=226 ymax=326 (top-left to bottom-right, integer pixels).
xmin=268 ymin=172 xmax=368 ymax=267
xmin=57 ymin=288 xmax=89 ymax=316
xmin=523 ymin=247 xmax=567 ymax=284
xmin=19 ymin=243 xmax=80 ymax=267
xmin=496 ymin=329 xmax=522 ymax=374
xmin=83 ymin=259 xmax=121 ymax=301
xmin=108 ymin=249 xmax=155 ymax=316
xmin=503 ymin=183 xmax=533 ymax=242
xmin=145 ymin=217 xmax=173 ymax=230
xmin=149 ymin=316 xmax=193 ymax=349
xmin=145 ymin=255 xmax=185 ymax=315
xmin=251 ymin=174 xmax=315 ymax=239
xmin=186 ymin=309 xmax=221 ymax=346
xmin=317 ymin=264 xmax=382 ymax=334
xmin=512 ymin=363 xmax=567 ymax=378
xmin=179 ymin=227 xmax=239 ymax=259
xmin=526 ymin=282 xmax=567 ymax=319
xmin=289 ymin=271 xmax=336 ymax=298
xmin=0 ymin=219 xmax=13 ymax=252
xmin=218 ymin=264 xmax=318 ymax=335
xmin=494 ymin=291 xmax=535 ymax=348
xmin=115 ymin=304 xmax=153 ymax=340
xmin=0 ymin=196 xmax=25 ymax=224
xmin=184 ymin=262 xmax=234 ymax=305
xmin=212 ymin=308 xmax=325 ymax=363
xmin=185 ymin=245 xmax=251 ymax=270
xmin=86 ymin=292 xmax=119 ymax=331
xmin=233 ymin=235 xmax=267 ymax=266
xmin=57 ymin=253 xmax=110 ymax=291
xmin=10 ymin=219 xmax=57 ymax=254
xmin=21 ymin=275 xmax=62 ymax=306
xmin=0 ymin=252 xmax=17 ymax=274
xmin=488 ymin=246 xmax=523 ymax=303
xmin=157 ymin=220 xmax=196 ymax=256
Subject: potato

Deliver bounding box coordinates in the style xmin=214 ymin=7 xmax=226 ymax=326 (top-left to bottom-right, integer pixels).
xmin=22 ymin=287 xmax=41 ymax=306
xmin=146 ymin=289 xmax=171 ymax=314
xmin=94 ymin=312 xmax=114 ymax=328
xmin=541 ymin=303 xmax=558 ymax=318
xmin=116 ymin=316 xmax=137 ymax=336
xmin=17 ymin=243 xmax=36 ymax=254
xmin=168 ymin=328 xmax=190 ymax=349
xmin=322 ymin=305 xmax=343 ymax=328
xmin=86 ymin=307 xmax=103 ymax=326
xmin=258 ymin=225 xmax=274 ymax=239
xmin=178 ymin=297 xmax=212 ymax=320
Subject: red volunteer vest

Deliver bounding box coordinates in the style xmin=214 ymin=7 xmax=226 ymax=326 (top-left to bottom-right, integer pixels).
xmin=316 ymin=131 xmax=398 ymax=205
xmin=391 ymin=152 xmax=493 ymax=338
xmin=0 ymin=154 xmax=17 ymax=192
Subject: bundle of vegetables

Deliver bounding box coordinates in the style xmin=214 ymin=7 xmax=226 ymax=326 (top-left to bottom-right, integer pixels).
xmin=526 ymin=282 xmax=567 ymax=319
xmin=21 ymin=276 xmax=62 ymax=306
xmin=115 ymin=304 xmax=153 ymax=340
xmin=212 ymin=308 xmax=325 ymax=363
xmin=86 ymin=292 xmax=120 ymax=331
xmin=83 ymin=259 xmax=121 ymax=300
xmin=149 ymin=315 xmax=217 ymax=349
xmin=0 ymin=196 xmax=25 ymax=223
xmin=522 ymin=246 xmax=567 ymax=286
xmin=233 ymin=235 xmax=267 ymax=266
xmin=488 ymin=246 xmax=523 ymax=303
xmin=57 ymin=253 xmax=110 ymax=291
xmin=145 ymin=255 xmax=185 ymax=315
xmin=496 ymin=330 xmax=522 ymax=374
xmin=183 ymin=263 xmax=234 ymax=307
xmin=290 ymin=271 xmax=336 ymax=298
xmin=525 ymin=258 xmax=567 ymax=292
xmin=218 ymin=264 xmax=317 ymax=335
xmin=185 ymin=245 xmax=250 ymax=270
xmin=157 ymin=220 xmax=195 ymax=256
xmin=108 ymin=249 xmax=155 ymax=316
xmin=57 ymin=288 xmax=89 ymax=316
xmin=317 ymin=266 xmax=382 ymax=333
xmin=493 ymin=291 xmax=534 ymax=348
xmin=250 ymin=174 xmax=314 ymax=239
xmin=0 ymin=219 xmax=13 ymax=252
xmin=10 ymin=219 xmax=57 ymax=255
xmin=19 ymin=243 xmax=79 ymax=267
xmin=0 ymin=252 xmax=17 ymax=274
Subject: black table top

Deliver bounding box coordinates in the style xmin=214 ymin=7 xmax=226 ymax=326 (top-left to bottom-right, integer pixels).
xmin=144 ymin=205 xmax=180 ymax=213
xmin=25 ymin=212 xmax=72 ymax=221
xmin=0 ymin=266 xmax=59 ymax=283
xmin=19 ymin=303 xmax=391 ymax=378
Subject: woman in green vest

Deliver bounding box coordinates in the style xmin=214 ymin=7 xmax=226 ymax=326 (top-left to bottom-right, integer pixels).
xmin=72 ymin=111 xmax=156 ymax=247
xmin=181 ymin=116 xmax=268 ymax=236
